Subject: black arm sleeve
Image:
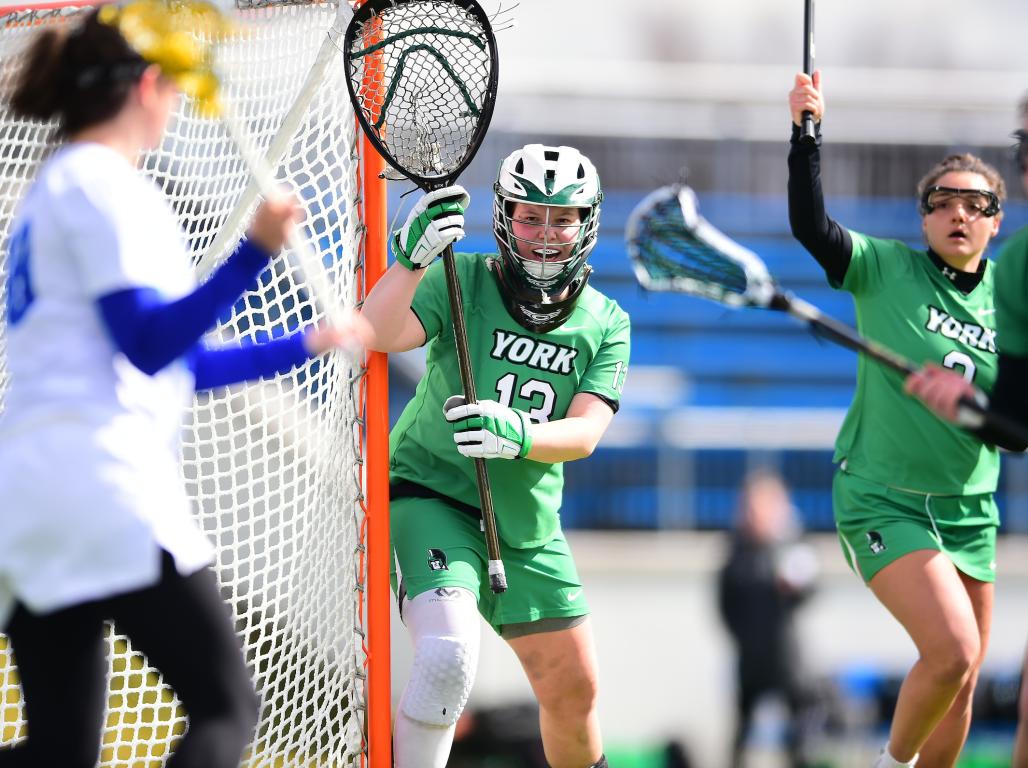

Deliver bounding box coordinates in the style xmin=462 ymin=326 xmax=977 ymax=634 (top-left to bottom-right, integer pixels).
xmin=975 ymin=353 xmax=1028 ymax=451
xmin=787 ymin=122 xmax=853 ymax=286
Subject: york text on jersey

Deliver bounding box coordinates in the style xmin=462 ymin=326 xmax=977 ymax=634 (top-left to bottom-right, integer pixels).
xmin=490 ymin=330 xmax=579 ymax=374
xmin=924 ymin=305 xmax=996 ymax=353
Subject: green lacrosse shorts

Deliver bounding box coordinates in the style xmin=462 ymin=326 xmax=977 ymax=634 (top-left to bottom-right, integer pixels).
xmin=832 ymin=469 xmax=999 ymax=584
xmin=391 ymin=495 xmax=589 ymax=634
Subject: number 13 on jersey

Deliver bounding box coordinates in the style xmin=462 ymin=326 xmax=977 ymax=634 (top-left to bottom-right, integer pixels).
xmin=494 ymin=361 xmax=628 ymax=425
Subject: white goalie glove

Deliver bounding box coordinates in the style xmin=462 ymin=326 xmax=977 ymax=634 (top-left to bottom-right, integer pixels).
xmin=443 ymin=395 xmax=533 ymax=460
xmin=392 ymin=185 xmax=470 ymax=270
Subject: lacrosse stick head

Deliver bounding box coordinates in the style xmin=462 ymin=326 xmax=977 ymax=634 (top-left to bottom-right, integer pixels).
xmin=98 ymin=0 xmax=233 ymax=117
xmin=625 ymin=185 xmax=777 ymax=309
xmin=344 ymin=0 xmax=498 ymax=189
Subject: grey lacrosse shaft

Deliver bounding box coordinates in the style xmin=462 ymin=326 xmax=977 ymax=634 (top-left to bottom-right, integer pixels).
xmin=776 ymin=292 xmax=915 ymax=375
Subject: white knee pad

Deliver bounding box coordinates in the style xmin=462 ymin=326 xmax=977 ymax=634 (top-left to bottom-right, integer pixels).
xmin=402 ymin=634 xmax=475 ymax=726
xmin=400 ymin=587 xmax=480 ymax=728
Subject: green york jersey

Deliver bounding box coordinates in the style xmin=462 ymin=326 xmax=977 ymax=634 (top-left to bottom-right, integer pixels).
xmin=834 ymin=232 xmax=999 ymax=495
xmin=389 ymin=253 xmax=631 ymax=548
xmin=994 ymin=227 xmax=1028 ymax=357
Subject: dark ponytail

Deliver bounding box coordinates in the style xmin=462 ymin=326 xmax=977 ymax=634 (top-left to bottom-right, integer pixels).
xmin=8 ymin=25 xmax=67 ymax=122
xmin=8 ymin=9 xmax=146 ymax=137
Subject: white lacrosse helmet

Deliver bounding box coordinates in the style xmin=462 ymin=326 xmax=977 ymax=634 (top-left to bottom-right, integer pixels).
xmin=490 ymin=144 xmax=602 ymax=332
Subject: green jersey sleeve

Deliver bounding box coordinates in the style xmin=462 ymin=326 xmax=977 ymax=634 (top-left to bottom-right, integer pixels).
xmin=994 ymin=227 xmax=1028 ymax=357
xmin=573 ymin=291 xmax=631 ymax=409
xmin=841 ymin=230 xmax=910 ymax=297
xmin=409 ymin=256 xmax=450 ymax=342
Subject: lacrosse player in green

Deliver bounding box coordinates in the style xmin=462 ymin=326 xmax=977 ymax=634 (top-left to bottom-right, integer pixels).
xmin=790 ymin=72 xmax=1008 ymax=768
xmin=906 ymin=99 xmax=1028 ymax=768
xmin=360 ymin=145 xmax=629 ymax=768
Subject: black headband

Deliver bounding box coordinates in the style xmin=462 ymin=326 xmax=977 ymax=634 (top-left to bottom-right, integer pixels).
xmin=74 ymin=59 xmax=149 ymax=90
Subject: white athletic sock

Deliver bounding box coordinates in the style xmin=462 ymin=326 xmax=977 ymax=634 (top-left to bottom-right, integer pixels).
xmin=393 ymin=710 xmax=456 ymax=768
xmin=872 ymin=743 xmax=919 ymax=767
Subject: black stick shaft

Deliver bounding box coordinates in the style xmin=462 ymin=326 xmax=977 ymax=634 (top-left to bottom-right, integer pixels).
xmin=441 ymin=246 xmax=507 ymax=593
xmin=779 ymin=293 xmax=1028 ymax=449
xmin=800 ymin=0 xmax=817 ymax=144
xmin=780 ymin=294 xmax=914 ymax=375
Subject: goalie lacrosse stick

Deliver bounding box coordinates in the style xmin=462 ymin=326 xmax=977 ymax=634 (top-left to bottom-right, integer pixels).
xmin=343 ymin=0 xmax=507 ymax=592
xmin=625 ymin=185 xmax=1028 ymax=447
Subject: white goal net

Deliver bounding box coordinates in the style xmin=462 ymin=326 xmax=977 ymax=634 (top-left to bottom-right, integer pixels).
xmin=0 ymin=1 xmax=380 ymax=765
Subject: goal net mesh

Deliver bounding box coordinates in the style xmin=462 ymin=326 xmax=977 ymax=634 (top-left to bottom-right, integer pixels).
xmin=0 ymin=1 xmax=372 ymax=765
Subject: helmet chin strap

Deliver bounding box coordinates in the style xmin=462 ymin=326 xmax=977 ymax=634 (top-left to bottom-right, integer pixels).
xmin=488 ymin=258 xmax=591 ymax=333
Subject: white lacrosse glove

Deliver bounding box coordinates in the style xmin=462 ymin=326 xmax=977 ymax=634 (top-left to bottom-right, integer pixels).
xmin=392 ymin=185 xmax=470 ymax=270
xmin=443 ymin=395 xmax=533 ymax=460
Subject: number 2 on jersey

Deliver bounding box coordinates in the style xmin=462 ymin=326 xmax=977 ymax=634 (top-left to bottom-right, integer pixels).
xmin=942 ymin=350 xmax=976 ymax=382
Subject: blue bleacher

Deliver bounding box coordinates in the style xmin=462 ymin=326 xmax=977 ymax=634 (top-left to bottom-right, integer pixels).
xmin=629 ymin=332 xmax=856 ymax=379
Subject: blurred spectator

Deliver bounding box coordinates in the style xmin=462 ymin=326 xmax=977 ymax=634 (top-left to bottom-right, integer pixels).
xmin=718 ymin=469 xmax=820 ymax=768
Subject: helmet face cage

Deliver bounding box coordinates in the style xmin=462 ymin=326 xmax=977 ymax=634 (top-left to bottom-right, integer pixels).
xmin=919 ymin=185 xmax=1001 ymax=218
xmin=492 ymin=144 xmax=603 ymax=304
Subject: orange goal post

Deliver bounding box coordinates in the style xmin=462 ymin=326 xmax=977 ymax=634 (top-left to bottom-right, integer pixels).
xmin=0 ymin=0 xmax=391 ymax=765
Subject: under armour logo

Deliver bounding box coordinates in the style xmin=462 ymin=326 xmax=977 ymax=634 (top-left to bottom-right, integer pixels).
xmin=942 ymin=267 xmax=957 ymax=281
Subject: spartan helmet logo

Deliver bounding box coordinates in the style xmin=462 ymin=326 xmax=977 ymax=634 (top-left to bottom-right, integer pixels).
xmin=427 ymin=548 xmax=449 ymax=571
xmin=866 ymin=531 xmax=887 ymax=555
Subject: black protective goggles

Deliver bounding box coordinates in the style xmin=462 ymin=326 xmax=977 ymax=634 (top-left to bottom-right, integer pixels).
xmin=1015 ymin=129 xmax=1028 ymax=173
xmin=919 ymin=185 xmax=1001 ymax=218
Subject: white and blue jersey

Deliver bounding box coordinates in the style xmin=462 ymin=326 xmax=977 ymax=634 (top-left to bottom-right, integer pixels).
xmin=0 ymin=143 xmax=214 ymax=626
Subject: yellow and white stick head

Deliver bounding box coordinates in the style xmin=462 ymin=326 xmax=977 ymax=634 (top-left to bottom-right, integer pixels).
xmin=98 ymin=0 xmax=234 ymax=116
